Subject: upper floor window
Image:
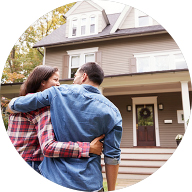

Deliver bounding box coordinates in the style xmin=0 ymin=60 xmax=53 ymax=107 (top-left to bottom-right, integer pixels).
xmin=67 ymin=47 xmax=98 ymax=78
xmin=135 ymin=10 xmax=152 ymax=27
xmin=135 ymin=50 xmax=187 ymax=73
xmin=81 ymin=18 xmax=86 ymax=35
xmin=72 ymin=19 xmax=77 ymax=36
xmin=90 ymin=16 xmax=95 ymax=34
xmin=69 ymin=14 xmax=97 ymax=38
xmin=139 ymin=15 xmax=151 ymax=27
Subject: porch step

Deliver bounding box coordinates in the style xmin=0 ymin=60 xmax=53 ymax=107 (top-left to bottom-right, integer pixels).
xmin=101 ymin=147 xmax=176 ymax=180
xmin=121 ymin=147 xmax=175 ymax=154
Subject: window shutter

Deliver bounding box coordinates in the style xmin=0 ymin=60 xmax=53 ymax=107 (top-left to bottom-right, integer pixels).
xmin=95 ymin=51 xmax=102 ymax=66
xmin=62 ymin=54 xmax=69 ymax=79
xmin=130 ymin=58 xmax=137 ymax=73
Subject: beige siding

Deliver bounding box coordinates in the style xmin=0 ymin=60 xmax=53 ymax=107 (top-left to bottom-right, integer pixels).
xmin=107 ymin=92 xmax=186 ymax=148
xmin=120 ymin=8 xmax=135 ymax=29
xmin=120 ymin=8 xmax=160 ymax=29
xmin=157 ymin=92 xmax=185 ymax=147
xmin=71 ymin=1 xmax=98 ymax=15
xmin=98 ymin=14 xmax=107 ymax=33
xmin=45 ymin=33 xmax=179 ymax=77
xmin=99 ymin=34 xmax=179 ymax=76
xmin=45 ymin=48 xmax=67 ymax=79
xmin=107 ymin=95 xmax=133 ymax=147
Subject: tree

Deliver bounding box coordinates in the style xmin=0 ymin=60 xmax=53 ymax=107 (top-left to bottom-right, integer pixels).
xmin=1 ymin=2 xmax=76 ymax=84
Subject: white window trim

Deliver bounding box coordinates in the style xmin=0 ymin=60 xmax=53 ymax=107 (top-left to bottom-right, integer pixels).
xmin=68 ymin=11 xmax=99 ymax=38
xmin=134 ymin=49 xmax=181 ymax=57
xmin=134 ymin=49 xmax=186 ymax=72
xmin=67 ymin=47 xmax=99 ymax=78
xmin=71 ymin=18 xmax=78 ymax=37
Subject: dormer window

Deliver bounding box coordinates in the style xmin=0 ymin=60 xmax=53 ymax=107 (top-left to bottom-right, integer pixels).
xmin=138 ymin=15 xmax=150 ymax=27
xmin=135 ymin=10 xmax=152 ymax=27
xmin=90 ymin=16 xmax=95 ymax=34
xmin=68 ymin=13 xmax=98 ymax=38
xmin=81 ymin=18 xmax=86 ymax=35
xmin=72 ymin=19 xmax=77 ymax=36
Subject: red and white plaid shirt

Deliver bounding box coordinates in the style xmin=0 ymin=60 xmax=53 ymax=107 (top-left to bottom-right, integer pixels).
xmin=7 ymin=106 xmax=90 ymax=161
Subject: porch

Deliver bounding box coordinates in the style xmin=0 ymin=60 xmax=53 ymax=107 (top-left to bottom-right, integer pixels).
xmin=102 ymin=147 xmax=176 ymax=181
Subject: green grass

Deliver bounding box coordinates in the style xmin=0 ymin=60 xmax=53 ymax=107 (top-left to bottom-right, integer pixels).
xmin=103 ymin=181 xmax=108 ymax=191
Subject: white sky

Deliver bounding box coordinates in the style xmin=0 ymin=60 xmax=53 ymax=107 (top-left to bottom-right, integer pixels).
xmin=92 ymin=0 xmax=125 ymax=13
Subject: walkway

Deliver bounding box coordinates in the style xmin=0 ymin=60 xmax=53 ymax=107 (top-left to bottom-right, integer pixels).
xmin=103 ymin=179 xmax=142 ymax=191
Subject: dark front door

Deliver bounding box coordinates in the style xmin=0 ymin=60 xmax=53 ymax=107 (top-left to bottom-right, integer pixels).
xmin=136 ymin=104 xmax=156 ymax=146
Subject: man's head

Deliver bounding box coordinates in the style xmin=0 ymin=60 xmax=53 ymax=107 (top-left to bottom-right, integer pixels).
xmin=73 ymin=62 xmax=104 ymax=87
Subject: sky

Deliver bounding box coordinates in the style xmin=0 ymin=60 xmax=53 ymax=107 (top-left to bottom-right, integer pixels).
xmin=0 ymin=0 xmax=192 ymax=192
xmin=92 ymin=0 xmax=125 ymax=13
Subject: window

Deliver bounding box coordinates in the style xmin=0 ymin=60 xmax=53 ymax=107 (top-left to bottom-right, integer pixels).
xmin=90 ymin=16 xmax=95 ymax=34
xmin=136 ymin=10 xmax=152 ymax=27
xmin=67 ymin=47 xmax=98 ymax=78
xmin=72 ymin=19 xmax=77 ymax=36
xmin=85 ymin=54 xmax=95 ymax=63
xmin=137 ymin=57 xmax=150 ymax=72
xmin=81 ymin=18 xmax=86 ymax=35
xmin=154 ymin=55 xmax=170 ymax=71
xmin=139 ymin=16 xmax=151 ymax=27
xmin=69 ymin=14 xmax=97 ymax=38
xmin=135 ymin=50 xmax=187 ymax=73
xmin=174 ymin=53 xmax=188 ymax=69
xmin=70 ymin=55 xmax=80 ymax=78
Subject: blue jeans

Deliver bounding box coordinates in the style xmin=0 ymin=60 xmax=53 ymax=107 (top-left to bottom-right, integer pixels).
xmin=27 ymin=161 xmax=41 ymax=174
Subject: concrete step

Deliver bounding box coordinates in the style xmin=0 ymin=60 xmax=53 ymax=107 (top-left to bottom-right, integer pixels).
xmin=119 ymin=159 xmax=166 ymax=166
xmin=103 ymin=172 xmax=150 ymax=180
xmin=120 ymin=148 xmax=176 ymax=154
xmin=101 ymin=159 xmax=166 ymax=167
xmin=101 ymin=148 xmax=175 ymax=180
xmin=102 ymin=165 xmax=159 ymax=174
xmin=120 ymin=153 xmax=172 ymax=160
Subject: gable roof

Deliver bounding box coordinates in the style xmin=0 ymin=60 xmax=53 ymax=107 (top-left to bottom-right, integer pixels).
xmin=64 ymin=0 xmax=109 ymax=24
xmin=33 ymin=13 xmax=166 ymax=48
xmin=65 ymin=0 xmax=103 ymax=17
xmin=110 ymin=5 xmax=131 ymax=34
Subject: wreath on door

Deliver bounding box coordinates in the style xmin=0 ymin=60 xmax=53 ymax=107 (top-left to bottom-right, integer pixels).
xmin=140 ymin=108 xmax=151 ymax=119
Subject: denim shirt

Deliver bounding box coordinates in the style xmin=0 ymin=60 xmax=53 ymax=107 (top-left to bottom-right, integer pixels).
xmin=10 ymin=84 xmax=122 ymax=191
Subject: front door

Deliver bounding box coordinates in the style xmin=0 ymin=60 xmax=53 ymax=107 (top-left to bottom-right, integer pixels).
xmin=136 ymin=104 xmax=156 ymax=146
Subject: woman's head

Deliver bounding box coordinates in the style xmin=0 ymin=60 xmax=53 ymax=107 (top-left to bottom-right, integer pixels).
xmin=20 ymin=65 xmax=60 ymax=96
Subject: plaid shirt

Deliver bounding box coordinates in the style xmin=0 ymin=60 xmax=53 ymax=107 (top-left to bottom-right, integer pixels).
xmin=7 ymin=106 xmax=90 ymax=161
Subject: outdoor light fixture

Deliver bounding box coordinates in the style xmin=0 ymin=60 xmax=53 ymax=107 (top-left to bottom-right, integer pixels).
xmin=158 ymin=103 xmax=163 ymax=110
xmin=127 ymin=105 xmax=132 ymax=112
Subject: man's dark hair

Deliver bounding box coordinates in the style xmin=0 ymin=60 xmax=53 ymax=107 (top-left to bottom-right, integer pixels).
xmin=20 ymin=65 xmax=58 ymax=96
xmin=78 ymin=62 xmax=104 ymax=85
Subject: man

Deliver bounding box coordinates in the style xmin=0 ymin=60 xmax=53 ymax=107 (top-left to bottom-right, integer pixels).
xmin=9 ymin=62 xmax=122 ymax=191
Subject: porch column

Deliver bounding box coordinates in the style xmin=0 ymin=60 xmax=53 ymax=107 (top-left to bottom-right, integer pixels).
xmin=180 ymin=81 xmax=191 ymax=130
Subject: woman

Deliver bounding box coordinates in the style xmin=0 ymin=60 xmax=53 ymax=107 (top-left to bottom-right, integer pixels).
xmin=7 ymin=65 xmax=104 ymax=173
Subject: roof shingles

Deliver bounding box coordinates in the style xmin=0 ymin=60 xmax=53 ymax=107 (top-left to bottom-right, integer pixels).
xmin=33 ymin=13 xmax=165 ymax=48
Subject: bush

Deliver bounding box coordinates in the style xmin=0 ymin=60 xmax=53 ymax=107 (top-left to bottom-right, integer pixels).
xmin=2 ymin=112 xmax=9 ymax=130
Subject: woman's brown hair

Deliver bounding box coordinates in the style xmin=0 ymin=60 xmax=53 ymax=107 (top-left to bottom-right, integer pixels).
xmin=20 ymin=65 xmax=58 ymax=96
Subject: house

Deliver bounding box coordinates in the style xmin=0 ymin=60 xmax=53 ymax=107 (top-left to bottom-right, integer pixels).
xmin=1 ymin=0 xmax=191 ymax=180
